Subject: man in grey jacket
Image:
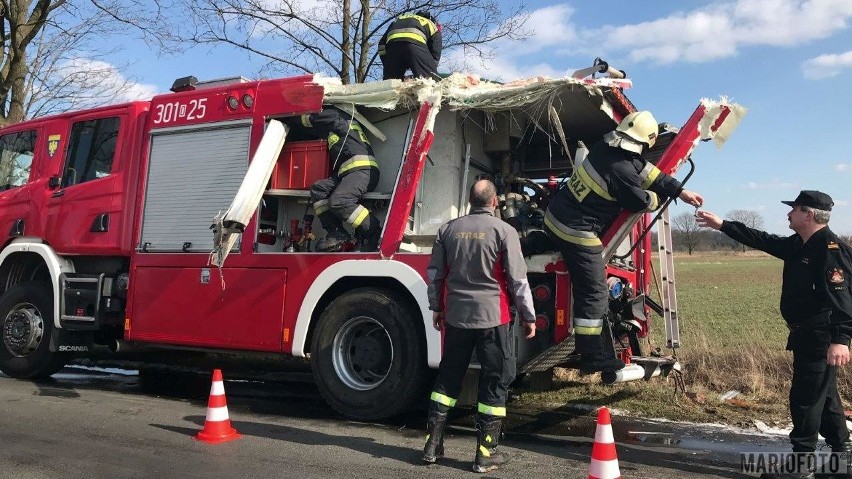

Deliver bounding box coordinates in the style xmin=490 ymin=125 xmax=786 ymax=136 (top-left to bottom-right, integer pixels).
xmin=422 ymin=179 xmax=536 ymax=473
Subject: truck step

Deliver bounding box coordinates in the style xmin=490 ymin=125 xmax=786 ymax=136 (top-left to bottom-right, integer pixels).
xmin=519 ymin=337 xmax=575 ymax=374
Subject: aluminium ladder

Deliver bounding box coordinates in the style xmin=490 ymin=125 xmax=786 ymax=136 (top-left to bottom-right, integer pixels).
xmin=657 ymin=207 xmax=680 ymax=349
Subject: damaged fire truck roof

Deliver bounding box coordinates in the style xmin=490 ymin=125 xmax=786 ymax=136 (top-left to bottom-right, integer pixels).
xmin=312 ymin=72 xmax=746 ymax=152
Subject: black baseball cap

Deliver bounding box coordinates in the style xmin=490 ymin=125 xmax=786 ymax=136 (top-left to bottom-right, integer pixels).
xmin=781 ymin=190 xmax=834 ymax=211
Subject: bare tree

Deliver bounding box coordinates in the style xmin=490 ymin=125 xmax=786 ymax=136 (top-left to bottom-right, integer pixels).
xmin=168 ymin=0 xmax=530 ymax=84
xmin=726 ymin=209 xmax=765 ymax=252
xmin=0 ymin=1 xmax=166 ymax=126
xmin=672 ymin=211 xmax=702 ymax=255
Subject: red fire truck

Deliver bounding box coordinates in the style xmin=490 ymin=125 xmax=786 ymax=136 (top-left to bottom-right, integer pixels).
xmin=0 ymin=67 xmax=743 ymax=419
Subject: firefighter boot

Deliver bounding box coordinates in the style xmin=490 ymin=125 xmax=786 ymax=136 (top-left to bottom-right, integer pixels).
xmin=316 ymin=225 xmax=349 ymax=252
xmin=355 ymin=215 xmax=381 ymax=252
xmin=472 ymin=416 xmax=508 ymax=473
xmin=421 ymin=402 xmax=450 ymax=464
xmin=576 ymin=333 xmax=625 ymax=374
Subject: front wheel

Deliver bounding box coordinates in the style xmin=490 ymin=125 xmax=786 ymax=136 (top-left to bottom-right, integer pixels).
xmin=0 ymin=281 xmax=68 ymax=378
xmin=311 ymin=287 xmax=428 ymax=420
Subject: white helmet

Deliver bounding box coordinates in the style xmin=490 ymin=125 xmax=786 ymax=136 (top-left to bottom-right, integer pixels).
xmin=616 ymin=111 xmax=658 ymax=148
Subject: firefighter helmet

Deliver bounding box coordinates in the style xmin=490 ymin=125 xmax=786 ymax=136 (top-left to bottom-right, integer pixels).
xmin=616 ymin=111 xmax=658 ymax=148
xmin=416 ymin=10 xmax=435 ymax=22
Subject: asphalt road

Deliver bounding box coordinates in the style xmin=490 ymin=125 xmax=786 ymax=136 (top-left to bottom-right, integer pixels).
xmin=0 ymin=366 xmax=778 ymax=479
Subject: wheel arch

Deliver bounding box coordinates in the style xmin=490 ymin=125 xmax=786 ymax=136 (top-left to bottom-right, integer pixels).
xmin=0 ymin=238 xmax=75 ymax=330
xmin=292 ymin=259 xmax=440 ymax=368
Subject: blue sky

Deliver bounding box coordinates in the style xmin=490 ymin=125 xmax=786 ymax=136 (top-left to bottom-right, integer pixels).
xmin=104 ymin=0 xmax=852 ymax=234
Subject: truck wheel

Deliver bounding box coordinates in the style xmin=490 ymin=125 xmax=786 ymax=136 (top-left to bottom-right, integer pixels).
xmin=311 ymin=287 xmax=427 ymax=420
xmin=0 ymin=282 xmax=68 ymax=378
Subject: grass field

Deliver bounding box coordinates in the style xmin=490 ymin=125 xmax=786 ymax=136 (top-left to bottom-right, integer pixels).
xmin=515 ymin=252 xmax=852 ymax=428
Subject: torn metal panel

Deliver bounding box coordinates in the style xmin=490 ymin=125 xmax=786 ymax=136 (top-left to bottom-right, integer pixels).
xmin=698 ymin=97 xmax=748 ymax=148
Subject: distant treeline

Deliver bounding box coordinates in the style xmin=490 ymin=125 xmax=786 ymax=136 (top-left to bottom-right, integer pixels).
xmin=652 ymin=230 xmax=852 ymax=254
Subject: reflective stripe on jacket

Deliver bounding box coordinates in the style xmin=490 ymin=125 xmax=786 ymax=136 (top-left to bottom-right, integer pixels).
xmin=379 ymin=13 xmax=442 ymax=62
xmin=546 ymin=140 xmax=682 ymax=239
xmin=284 ymin=106 xmax=378 ymax=177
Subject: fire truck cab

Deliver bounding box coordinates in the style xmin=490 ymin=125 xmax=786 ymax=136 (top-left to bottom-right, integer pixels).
xmin=0 ymin=71 xmax=744 ymax=419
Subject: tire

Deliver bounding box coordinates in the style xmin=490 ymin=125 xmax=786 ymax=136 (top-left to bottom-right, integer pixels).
xmin=311 ymin=287 xmax=428 ymax=420
xmin=0 ymin=281 xmax=68 ymax=378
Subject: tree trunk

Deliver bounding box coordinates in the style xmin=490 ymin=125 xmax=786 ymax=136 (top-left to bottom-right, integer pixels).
xmin=340 ymin=0 xmax=351 ymax=85
xmin=356 ymin=0 xmax=371 ymax=83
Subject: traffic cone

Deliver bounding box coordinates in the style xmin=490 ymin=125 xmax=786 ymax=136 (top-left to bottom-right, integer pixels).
xmin=195 ymin=369 xmax=241 ymax=444
xmin=588 ymin=406 xmax=621 ymax=479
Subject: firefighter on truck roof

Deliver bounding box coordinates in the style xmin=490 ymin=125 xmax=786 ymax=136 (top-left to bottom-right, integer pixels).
xmin=284 ymin=106 xmax=381 ymax=252
xmin=544 ymin=110 xmax=704 ymax=374
xmin=378 ymin=11 xmax=442 ymax=81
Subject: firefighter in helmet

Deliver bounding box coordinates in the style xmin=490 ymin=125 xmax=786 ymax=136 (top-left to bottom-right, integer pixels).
xmin=544 ymin=110 xmax=703 ymax=373
xmin=378 ymin=11 xmax=442 ymax=81
xmin=284 ymin=107 xmax=381 ymax=252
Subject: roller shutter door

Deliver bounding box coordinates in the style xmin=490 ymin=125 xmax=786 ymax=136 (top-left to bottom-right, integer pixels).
xmin=140 ymin=122 xmax=251 ymax=252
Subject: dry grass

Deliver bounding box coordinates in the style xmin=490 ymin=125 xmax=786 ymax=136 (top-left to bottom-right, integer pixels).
xmin=515 ymin=252 xmax=852 ymax=426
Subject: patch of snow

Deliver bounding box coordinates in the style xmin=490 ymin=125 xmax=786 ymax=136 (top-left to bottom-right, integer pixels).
xmin=65 ymin=365 xmax=138 ymax=376
xmin=753 ymin=420 xmax=792 ymax=436
xmin=720 ymin=390 xmax=741 ymax=401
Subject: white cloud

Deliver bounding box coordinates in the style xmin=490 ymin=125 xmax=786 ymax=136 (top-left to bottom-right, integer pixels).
xmin=35 ymin=58 xmax=159 ymax=113
xmin=836 ymin=163 xmax=850 ymax=172
xmin=446 ymin=5 xmax=577 ymax=82
xmin=802 ymin=50 xmax=852 ymax=79
xmin=444 ymin=48 xmax=562 ymax=82
xmin=585 ymin=0 xmax=852 ymax=65
xmin=741 ymin=179 xmax=797 ymax=189
xmin=452 ymin=0 xmax=852 ymax=75
xmin=837 ymin=199 xmax=850 ymax=207
xmin=61 ymin=58 xmax=158 ymax=101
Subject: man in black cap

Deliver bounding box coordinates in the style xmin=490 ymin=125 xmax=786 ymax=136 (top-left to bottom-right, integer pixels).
xmin=378 ymin=11 xmax=442 ymax=81
xmin=697 ymin=191 xmax=852 ymax=479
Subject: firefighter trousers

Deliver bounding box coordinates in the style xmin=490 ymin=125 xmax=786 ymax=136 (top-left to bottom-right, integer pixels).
xmin=547 ymin=235 xmax=609 ymax=355
xmin=310 ymin=168 xmax=380 ymax=234
xmin=430 ymin=323 xmax=516 ymax=417
xmin=381 ymin=42 xmax=440 ymax=81
xmin=789 ymin=346 xmax=850 ymax=452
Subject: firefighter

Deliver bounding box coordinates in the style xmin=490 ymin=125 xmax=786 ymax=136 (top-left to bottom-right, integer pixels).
xmin=378 ymin=11 xmax=442 ymax=81
xmin=698 ymin=192 xmax=852 ymax=479
xmin=544 ymin=111 xmax=703 ymax=373
xmin=284 ymin=107 xmax=381 ymax=252
xmin=423 ymin=179 xmax=536 ymax=473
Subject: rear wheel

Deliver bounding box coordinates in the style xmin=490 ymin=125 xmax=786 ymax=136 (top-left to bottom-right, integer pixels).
xmin=311 ymin=287 xmax=428 ymax=420
xmin=0 ymin=281 xmax=68 ymax=378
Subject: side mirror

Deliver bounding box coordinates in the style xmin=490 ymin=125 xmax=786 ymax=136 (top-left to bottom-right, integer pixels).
xmin=48 ymin=176 xmax=61 ymax=188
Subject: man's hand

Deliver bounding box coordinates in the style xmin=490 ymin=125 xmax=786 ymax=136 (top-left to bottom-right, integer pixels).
xmin=432 ymin=311 xmax=443 ymax=331
xmin=828 ymin=343 xmax=850 ymax=366
xmin=696 ymin=210 xmax=723 ymax=230
xmin=523 ymin=322 xmax=536 ymax=339
xmin=679 ymin=189 xmax=704 ymax=207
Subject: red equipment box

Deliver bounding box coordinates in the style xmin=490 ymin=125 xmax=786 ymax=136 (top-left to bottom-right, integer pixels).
xmin=271 ymin=140 xmax=329 ymax=189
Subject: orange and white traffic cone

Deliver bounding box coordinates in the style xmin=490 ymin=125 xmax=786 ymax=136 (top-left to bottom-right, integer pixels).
xmin=588 ymin=406 xmax=621 ymax=479
xmin=195 ymin=369 xmax=241 ymax=444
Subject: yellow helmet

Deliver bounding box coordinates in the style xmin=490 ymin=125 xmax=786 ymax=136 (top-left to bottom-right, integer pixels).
xmin=616 ymin=111 xmax=658 ymax=148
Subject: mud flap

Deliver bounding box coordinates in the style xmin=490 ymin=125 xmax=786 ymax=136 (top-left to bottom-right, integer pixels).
xmin=49 ymin=327 xmax=93 ymax=354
